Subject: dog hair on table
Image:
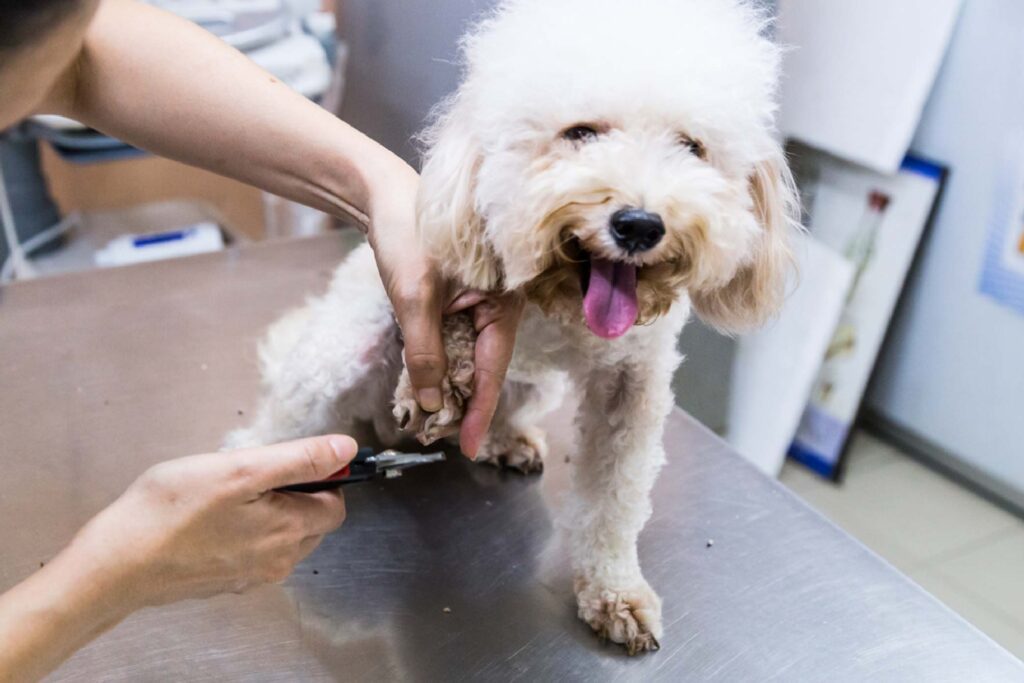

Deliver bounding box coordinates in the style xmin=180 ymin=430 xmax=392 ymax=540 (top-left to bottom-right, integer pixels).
xmin=227 ymin=0 xmax=799 ymax=655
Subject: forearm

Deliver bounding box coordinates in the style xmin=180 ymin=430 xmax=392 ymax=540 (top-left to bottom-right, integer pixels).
xmin=0 ymin=543 xmax=136 ymax=682
xmin=45 ymin=0 xmax=409 ymax=228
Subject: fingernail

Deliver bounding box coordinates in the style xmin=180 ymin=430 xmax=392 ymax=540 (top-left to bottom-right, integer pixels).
xmin=328 ymin=435 xmax=357 ymax=461
xmin=418 ymin=388 xmax=443 ymax=412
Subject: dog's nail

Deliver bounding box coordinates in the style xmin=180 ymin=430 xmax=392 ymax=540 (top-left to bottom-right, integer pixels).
xmin=397 ymin=410 xmax=410 ymax=429
xmin=418 ymin=388 xmax=443 ymax=412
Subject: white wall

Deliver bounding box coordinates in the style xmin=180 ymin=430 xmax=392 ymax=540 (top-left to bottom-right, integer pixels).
xmin=867 ymin=0 xmax=1024 ymax=501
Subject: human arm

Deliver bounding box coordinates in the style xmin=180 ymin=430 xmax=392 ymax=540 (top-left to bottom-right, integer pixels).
xmin=0 ymin=435 xmax=355 ymax=682
xmin=37 ymin=0 xmax=517 ymax=456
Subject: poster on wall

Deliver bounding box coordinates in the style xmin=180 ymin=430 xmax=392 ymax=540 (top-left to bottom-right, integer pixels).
xmin=980 ymin=130 xmax=1024 ymax=316
xmin=787 ymin=145 xmax=947 ymax=479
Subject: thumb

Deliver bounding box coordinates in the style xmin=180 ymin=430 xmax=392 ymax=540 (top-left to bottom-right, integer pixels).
xmin=229 ymin=435 xmax=358 ymax=494
xmin=394 ymin=283 xmax=448 ymax=413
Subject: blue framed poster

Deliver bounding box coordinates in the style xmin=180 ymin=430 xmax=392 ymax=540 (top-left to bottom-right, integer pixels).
xmin=787 ymin=150 xmax=947 ymax=479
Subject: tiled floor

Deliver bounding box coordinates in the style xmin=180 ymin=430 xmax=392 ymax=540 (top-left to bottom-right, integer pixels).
xmin=780 ymin=430 xmax=1024 ymax=660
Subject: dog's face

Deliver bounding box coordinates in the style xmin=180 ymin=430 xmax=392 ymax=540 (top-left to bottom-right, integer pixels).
xmin=418 ymin=0 xmax=799 ymax=338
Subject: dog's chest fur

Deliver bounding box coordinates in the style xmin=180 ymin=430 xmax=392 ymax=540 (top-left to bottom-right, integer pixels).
xmin=506 ymin=298 xmax=690 ymax=385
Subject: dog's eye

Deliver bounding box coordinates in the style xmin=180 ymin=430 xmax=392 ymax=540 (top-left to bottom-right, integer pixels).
xmin=562 ymin=125 xmax=601 ymax=144
xmin=679 ymin=135 xmax=707 ymax=160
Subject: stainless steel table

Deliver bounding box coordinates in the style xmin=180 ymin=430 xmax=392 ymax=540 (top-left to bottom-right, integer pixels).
xmin=1 ymin=235 xmax=1021 ymax=682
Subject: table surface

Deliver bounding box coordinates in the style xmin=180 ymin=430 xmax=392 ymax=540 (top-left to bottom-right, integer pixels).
xmin=1 ymin=235 xmax=1021 ymax=682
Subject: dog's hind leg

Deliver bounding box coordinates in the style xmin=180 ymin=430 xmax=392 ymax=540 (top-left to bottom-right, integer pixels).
xmin=225 ymin=244 xmax=403 ymax=450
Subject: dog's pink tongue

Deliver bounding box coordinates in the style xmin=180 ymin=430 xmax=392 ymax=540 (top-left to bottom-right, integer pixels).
xmin=583 ymin=257 xmax=639 ymax=339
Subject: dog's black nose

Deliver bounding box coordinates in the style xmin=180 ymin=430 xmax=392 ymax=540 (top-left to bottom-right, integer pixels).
xmin=610 ymin=208 xmax=665 ymax=254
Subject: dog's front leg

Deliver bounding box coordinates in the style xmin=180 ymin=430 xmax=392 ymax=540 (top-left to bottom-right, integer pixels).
xmin=392 ymin=312 xmax=477 ymax=445
xmin=566 ymin=348 xmax=678 ymax=655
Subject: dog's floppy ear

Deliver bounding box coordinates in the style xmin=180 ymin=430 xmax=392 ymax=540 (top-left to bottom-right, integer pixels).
xmin=417 ymin=97 xmax=501 ymax=290
xmin=690 ymin=147 xmax=799 ymax=334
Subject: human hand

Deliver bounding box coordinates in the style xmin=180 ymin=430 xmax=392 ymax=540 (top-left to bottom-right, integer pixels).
xmin=364 ymin=163 xmax=449 ymax=414
xmin=446 ymin=290 xmax=526 ymax=458
xmin=68 ymin=435 xmax=356 ymax=609
xmin=364 ymin=163 xmax=525 ymax=458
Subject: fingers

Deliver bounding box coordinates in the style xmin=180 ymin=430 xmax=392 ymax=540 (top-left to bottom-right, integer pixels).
xmin=257 ymin=536 xmax=324 ymax=586
xmin=460 ymin=295 xmax=524 ymax=458
xmin=225 ymin=435 xmax=358 ymax=495
xmin=445 ymin=290 xmax=488 ymax=315
xmin=249 ymin=492 xmax=343 ymax=584
xmin=276 ymin=489 xmax=348 ymax=537
xmin=392 ymin=274 xmax=448 ymax=413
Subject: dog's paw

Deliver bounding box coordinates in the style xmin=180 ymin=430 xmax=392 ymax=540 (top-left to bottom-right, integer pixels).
xmin=575 ymin=579 xmax=663 ymax=656
xmin=392 ymin=375 xmax=469 ymax=445
xmin=476 ymin=426 xmax=546 ymax=474
xmin=393 ymin=313 xmax=476 ymax=445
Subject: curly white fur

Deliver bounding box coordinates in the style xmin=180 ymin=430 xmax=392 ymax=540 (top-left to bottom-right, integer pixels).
xmin=228 ymin=0 xmax=799 ymax=655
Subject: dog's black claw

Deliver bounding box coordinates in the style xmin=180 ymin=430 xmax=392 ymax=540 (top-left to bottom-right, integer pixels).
xmin=397 ymin=410 xmax=411 ymax=430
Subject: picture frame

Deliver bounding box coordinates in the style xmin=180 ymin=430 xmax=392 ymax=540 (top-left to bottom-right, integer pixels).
xmin=786 ymin=142 xmax=949 ymax=480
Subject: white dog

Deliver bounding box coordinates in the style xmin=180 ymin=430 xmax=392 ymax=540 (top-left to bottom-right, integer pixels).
xmin=228 ymin=0 xmax=798 ymax=655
